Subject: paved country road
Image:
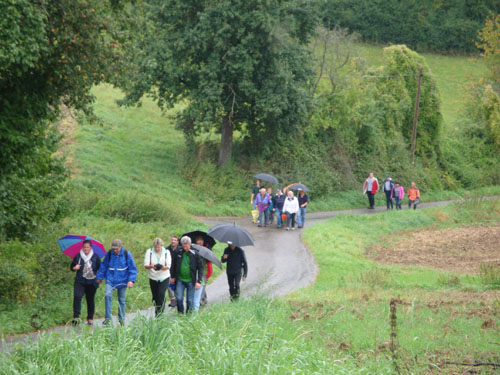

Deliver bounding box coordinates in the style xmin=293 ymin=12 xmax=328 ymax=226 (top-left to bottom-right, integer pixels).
xmin=0 ymin=197 xmax=493 ymax=354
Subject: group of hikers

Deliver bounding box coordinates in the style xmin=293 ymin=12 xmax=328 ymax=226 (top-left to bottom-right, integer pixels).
xmin=70 ymin=235 xmax=248 ymax=326
xmin=251 ymin=179 xmax=309 ymax=230
xmin=363 ymin=172 xmax=421 ymax=210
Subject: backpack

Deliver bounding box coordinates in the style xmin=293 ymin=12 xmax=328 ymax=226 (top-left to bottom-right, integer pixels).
xmin=107 ymin=249 xmax=129 ymax=263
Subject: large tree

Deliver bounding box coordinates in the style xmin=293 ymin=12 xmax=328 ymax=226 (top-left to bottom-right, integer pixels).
xmin=121 ymin=0 xmax=316 ymax=166
xmin=0 ymin=0 xmax=131 ymax=238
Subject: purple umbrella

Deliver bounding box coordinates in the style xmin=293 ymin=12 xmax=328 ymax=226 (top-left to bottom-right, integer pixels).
xmin=57 ymin=235 xmax=107 ymax=258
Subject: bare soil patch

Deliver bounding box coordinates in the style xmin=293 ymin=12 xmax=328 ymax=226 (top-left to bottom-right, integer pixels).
xmin=368 ymin=225 xmax=500 ymax=274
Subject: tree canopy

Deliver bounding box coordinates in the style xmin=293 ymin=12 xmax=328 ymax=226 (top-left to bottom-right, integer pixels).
xmin=121 ymin=0 xmax=317 ymax=166
xmin=0 ymin=0 xmax=130 ymax=238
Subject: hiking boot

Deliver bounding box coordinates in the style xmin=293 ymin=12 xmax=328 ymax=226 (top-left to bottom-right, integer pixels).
xmin=87 ymin=319 xmax=94 ymax=326
xmin=292 ymin=227 xmax=296 ymax=231
xmin=286 ymin=227 xmax=289 ymax=231
xmin=102 ymin=319 xmax=111 ymax=326
xmin=71 ymin=319 xmax=79 ymax=326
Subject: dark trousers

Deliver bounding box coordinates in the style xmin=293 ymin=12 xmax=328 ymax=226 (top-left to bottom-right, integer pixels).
xmin=408 ymin=200 xmax=417 ymax=210
xmin=227 ymin=273 xmax=242 ymax=301
xmin=286 ymin=212 xmax=296 ymax=228
xmin=367 ymin=192 xmax=375 ymax=208
xmin=149 ymin=278 xmax=169 ymax=316
xmin=394 ymin=197 xmax=402 ymax=210
xmin=73 ymin=281 xmax=98 ymax=320
xmin=385 ymin=191 xmax=393 ymax=209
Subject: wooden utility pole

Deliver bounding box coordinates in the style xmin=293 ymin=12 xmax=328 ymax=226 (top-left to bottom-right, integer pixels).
xmin=410 ymin=67 xmax=423 ymax=166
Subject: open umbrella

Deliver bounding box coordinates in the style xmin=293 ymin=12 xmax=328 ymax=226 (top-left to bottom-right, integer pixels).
xmin=58 ymin=235 xmax=107 ymax=258
xmin=288 ymin=183 xmax=310 ymax=192
xmin=181 ymin=230 xmax=216 ymax=249
xmin=255 ymin=173 xmax=279 ymax=185
xmin=207 ymin=223 xmax=255 ymax=247
xmin=191 ymin=244 xmax=222 ymax=269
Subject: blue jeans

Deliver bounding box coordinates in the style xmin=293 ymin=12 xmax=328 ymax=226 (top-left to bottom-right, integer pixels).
xmin=286 ymin=212 xmax=296 ymax=228
xmin=192 ymin=284 xmax=205 ymax=312
xmin=258 ymin=210 xmax=269 ymax=226
xmin=105 ymin=283 xmax=127 ymax=322
xmin=175 ymin=280 xmax=195 ymax=314
xmin=297 ymin=207 xmax=307 ymax=227
xmin=275 ymin=208 xmax=282 ymax=227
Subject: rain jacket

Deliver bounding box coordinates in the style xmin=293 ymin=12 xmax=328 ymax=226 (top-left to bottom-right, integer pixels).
xmin=363 ymin=177 xmax=379 ymax=194
xmin=391 ymin=186 xmax=405 ymax=200
xmin=221 ymin=246 xmax=248 ymax=277
xmin=282 ymin=196 xmax=299 ymax=214
xmin=170 ymin=248 xmax=203 ymax=284
xmin=254 ymin=193 xmax=271 ymax=213
xmin=71 ymin=253 xmax=101 ymax=285
xmin=96 ymin=247 xmax=137 ymax=289
xmin=408 ymin=187 xmax=420 ymax=201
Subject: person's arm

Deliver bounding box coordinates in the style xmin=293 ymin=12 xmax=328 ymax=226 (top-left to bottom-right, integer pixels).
xmin=96 ymin=253 xmax=109 ymax=282
xmin=127 ymin=252 xmax=138 ymax=287
xmin=221 ymin=248 xmax=229 ymax=263
xmin=195 ymin=253 xmax=203 ymax=285
xmin=241 ymin=249 xmax=248 ymax=279
xmin=401 ymin=187 xmax=405 ymax=199
xmin=144 ymin=249 xmax=154 ymax=270
xmin=164 ymin=249 xmax=171 ymax=270
xmin=417 ymin=189 xmax=420 ymax=199
xmin=71 ymin=255 xmax=80 ymax=272
xmin=205 ymin=261 xmax=213 ymax=279
xmin=250 ymin=193 xmax=255 ymax=205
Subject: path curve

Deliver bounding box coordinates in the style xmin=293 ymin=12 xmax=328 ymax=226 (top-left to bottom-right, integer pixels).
xmin=1 ymin=197 xmax=494 ymax=354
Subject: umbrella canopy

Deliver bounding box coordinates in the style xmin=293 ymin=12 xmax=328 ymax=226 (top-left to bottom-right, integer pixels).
xmin=288 ymin=183 xmax=310 ymax=192
xmin=255 ymin=173 xmax=279 ymax=185
xmin=191 ymin=244 xmax=222 ymax=269
xmin=181 ymin=230 xmax=216 ymax=249
xmin=207 ymin=223 xmax=255 ymax=247
xmin=57 ymin=235 xmax=107 ymax=258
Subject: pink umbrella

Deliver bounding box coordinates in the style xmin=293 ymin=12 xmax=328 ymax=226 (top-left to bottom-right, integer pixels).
xmin=57 ymin=235 xmax=107 ymax=258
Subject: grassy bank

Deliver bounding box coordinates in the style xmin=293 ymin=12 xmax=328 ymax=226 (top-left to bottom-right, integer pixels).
xmin=3 ymin=200 xmax=499 ymax=373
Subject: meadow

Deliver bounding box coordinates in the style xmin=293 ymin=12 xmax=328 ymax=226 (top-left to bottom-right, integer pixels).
xmin=2 ymin=199 xmax=499 ymax=374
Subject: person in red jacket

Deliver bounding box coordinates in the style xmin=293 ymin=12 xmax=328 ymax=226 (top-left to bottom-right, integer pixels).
xmin=193 ymin=236 xmax=213 ymax=310
xmin=363 ymin=172 xmax=379 ymax=209
xmin=408 ymin=182 xmax=421 ymax=210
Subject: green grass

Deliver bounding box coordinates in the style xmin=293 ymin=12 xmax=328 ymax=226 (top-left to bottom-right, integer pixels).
xmin=3 ymin=201 xmax=500 ymax=373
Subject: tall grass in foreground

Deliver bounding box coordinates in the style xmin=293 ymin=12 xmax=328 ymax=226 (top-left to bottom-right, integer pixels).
xmin=1 ymin=298 xmax=395 ymax=375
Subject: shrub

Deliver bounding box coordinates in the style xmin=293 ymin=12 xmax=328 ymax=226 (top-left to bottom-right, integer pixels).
xmin=479 ymin=262 xmax=500 ymax=287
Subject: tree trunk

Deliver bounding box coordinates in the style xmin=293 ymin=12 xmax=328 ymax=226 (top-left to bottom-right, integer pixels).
xmin=218 ymin=112 xmax=233 ymax=167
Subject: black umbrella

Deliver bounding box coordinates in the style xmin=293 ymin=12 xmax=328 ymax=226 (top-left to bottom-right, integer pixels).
xmin=191 ymin=244 xmax=222 ymax=269
xmin=207 ymin=223 xmax=255 ymax=247
xmin=288 ymin=183 xmax=310 ymax=192
xmin=255 ymin=173 xmax=279 ymax=185
xmin=181 ymin=230 xmax=216 ymax=249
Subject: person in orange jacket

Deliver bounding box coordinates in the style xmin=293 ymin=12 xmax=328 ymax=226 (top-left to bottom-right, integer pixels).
xmin=408 ymin=182 xmax=420 ymax=210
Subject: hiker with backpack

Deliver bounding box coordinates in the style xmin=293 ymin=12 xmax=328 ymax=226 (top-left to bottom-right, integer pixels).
xmin=144 ymin=238 xmax=171 ymax=317
xmin=97 ymin=239 xmax=138 ymax=326
xmin=70 ymin=239 xmax=101 ymax=326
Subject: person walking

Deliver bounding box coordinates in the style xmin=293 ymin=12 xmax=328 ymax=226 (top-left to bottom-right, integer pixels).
xmin=144 ymin=238 xmax=171 ymax=317
xmin=250 ymin=179 xmax=261 ymax=209
xmin=274 ymin=188 xmax=286 ymax=228
xmin=221 ymin=242 xmax=248 ymax=301
xmin=192 ymin=236 xmax=213 ymax=311
xmin=166 ymin=235 xmax=180 ymax=307
xmin=297 ymin=189 xmax=309 ymax=228
xmin=382 ymin=175 xmax=395 ymax=210
xmin=363 ymin=172 xmax=379 ymax=209
xmin=282 ymin=190 xmax=299 ymax=231
xmin=266 ymin=187 xmax=274 ymax=225
xmin=392 ymin=181 xmax=405 ymax=210
xmin=254 ymin=188 xmax=271 ymax=227
xmin=96 ymin=239 xmax=137 ymax=326
xmin=70 ymin=240 xmax=101 ymax=326
xmin=408 ymin=182 xmax=420 ymax=210
xmin=170 ymin=236 xmax=203 ymax=314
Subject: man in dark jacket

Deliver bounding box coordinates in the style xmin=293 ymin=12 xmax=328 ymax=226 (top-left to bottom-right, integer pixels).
xmin=221 ymin=242 xmax=248 ymax=301
xmin=170 ymin=236 xmax=203 ymax=313
xmin=274 ymin=188 xmax=286 ymax=228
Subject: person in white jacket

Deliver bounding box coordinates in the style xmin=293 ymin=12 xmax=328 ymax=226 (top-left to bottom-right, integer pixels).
xmin=144 ymin=238 xmax=172 ymax=316
xmin=282 ymin=190 xmax=299 ymax=231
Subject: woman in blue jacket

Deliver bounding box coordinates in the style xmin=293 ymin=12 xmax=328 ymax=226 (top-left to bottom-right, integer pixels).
xmin=96 ymin=239 xmax=137 ymax=326
xmin=70 ymin=240 xmax=101 ymax=325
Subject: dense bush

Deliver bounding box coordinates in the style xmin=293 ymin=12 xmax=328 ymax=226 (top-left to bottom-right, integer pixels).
xmin=318 ymin=0 xmax=500 ymax=54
